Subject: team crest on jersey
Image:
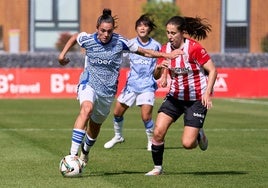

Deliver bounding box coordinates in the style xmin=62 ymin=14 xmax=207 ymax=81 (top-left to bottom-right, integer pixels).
xmin=201 ymin=49 xmax=206 ymax=54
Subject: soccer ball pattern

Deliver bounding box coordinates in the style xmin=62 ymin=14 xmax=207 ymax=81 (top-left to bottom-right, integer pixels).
xmin=59 ymin=155 xmax=83 ymax=177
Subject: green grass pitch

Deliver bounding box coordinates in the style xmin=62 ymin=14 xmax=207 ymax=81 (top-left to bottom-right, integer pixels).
xmin=0 ymin=98 xmax=267 ymax=188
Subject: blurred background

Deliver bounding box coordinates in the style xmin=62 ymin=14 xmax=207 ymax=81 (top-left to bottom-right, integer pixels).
xmin=0 ymin=0 xmax=268 ymax=99
xmin=0 ymin=0 xmax=267 ymax=53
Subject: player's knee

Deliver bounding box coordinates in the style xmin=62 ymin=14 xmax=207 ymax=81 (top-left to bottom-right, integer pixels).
xmin=80 ymin=105 xmax=92 ymax=119
xmin=182 ymin=139 xmax=197 ymax=149
xmin=152 ymin=129 xmax=164 ymax=143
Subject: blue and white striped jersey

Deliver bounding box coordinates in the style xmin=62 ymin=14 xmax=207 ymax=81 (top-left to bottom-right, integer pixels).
xmin=77 ymin=32 xmax=138 ymax=97
xmin=124 ymin=37 xmax=161 ymax=93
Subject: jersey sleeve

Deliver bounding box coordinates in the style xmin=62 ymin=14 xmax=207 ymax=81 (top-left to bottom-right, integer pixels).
xmin=76 ymin=32 xmax=90 ymax=48
xmin=125 ymin=39 xmax=139 ymax=52
xmin=190 ymin=42 xmax=211 ymax=66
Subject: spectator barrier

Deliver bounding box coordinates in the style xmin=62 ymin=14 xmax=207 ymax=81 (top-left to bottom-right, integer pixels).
xmin=0 ymin=68 xmax=267 ymax=99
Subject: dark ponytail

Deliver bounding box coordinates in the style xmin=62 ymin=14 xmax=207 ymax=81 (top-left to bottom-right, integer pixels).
xmin=166 ymin=16 xmax=211 ymax=40
xmin=96 ymin=8 xmax=118 ymax=29
xmin=103 ymin=8 xmax=112 ymax=16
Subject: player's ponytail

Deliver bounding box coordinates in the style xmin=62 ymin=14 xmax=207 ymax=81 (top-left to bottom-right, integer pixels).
xmin=96 ymin=8 xmax=118 ymax=29
xmin=103 ymin=8 xmax=112 ymax=16
xmin=166 ymin=16 xmax=211 ymax=40
xmin=184 ymin=16 xmax=211 ymax=40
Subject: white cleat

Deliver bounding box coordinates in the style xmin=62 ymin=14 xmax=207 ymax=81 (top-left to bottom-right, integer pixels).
xmin=198 ymin=128 xmax=208 ymax=151
xmin=104 ymin=136 xmax=125 ymax=149
xmin=145 ymin=166 xmax=163 ymax=176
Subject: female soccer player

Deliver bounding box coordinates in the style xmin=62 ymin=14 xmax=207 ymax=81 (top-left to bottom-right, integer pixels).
xmin=58 ymin=9 xmax=182 ymax=167
xmin=104 ymin=14 xmax=161 ymax=151
xmin=145 ymin=16 xmax=218 ymax=176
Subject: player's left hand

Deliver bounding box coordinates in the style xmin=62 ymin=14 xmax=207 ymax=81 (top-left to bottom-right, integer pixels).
xmin=202 ymin=94 xmax=213 ymax=109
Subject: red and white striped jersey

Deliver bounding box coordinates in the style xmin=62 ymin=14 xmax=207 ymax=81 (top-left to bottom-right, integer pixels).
xmin=158 ymin=38 xmax=211 ymax=101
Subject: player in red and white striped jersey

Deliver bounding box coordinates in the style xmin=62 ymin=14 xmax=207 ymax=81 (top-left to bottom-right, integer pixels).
xmin=146 ymin=16 xmax=218 ymax=176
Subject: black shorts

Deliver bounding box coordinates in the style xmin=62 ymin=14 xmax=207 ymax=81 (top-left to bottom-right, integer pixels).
xmin=158 ymin=95 xmax=207 ymax=128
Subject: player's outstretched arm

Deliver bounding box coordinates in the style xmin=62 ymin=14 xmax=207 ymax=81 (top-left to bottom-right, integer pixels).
xmin=137 ymin=47 xmax=183 ymax=59
xmin=58 ymin=33 xmax=79 ymax=66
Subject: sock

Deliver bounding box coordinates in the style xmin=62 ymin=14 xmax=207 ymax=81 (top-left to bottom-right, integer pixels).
xmin=151 ymin=143 xmax=164 ymax=166
xmin=114 ymin=116 xmax=124 ymax=137
xmin=154 ymin=165 xmax=163 ymax=171
xmin=83 ymin=133 xmax=96 ymax=152
xmin=144 ymin=119 xmax=154 ymax=141
xmin=70 ymin=128 xmax=86 ymax=156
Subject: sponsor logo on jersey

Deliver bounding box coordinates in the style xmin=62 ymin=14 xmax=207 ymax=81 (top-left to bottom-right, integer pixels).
xmin=170 ymin=67 xmax=190 ymax=76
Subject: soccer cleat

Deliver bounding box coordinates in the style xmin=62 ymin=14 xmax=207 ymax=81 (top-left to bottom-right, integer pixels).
xmin=145 ymin=166 xmax=163 ymax=176
xmin=80 ymin=143 xmax=89 ymax=167
xmin=104 ymin=136 xmax=125 ymax=149
xmin=198 ymin=128 xmax=208 ymax=151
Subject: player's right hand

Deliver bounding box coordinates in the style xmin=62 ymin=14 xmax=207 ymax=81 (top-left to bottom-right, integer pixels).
xmin=58 ymin=56 xmax=70 ymax=66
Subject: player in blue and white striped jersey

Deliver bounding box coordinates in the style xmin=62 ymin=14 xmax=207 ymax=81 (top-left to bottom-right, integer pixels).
xmin=104 ymin=14 xmax=161 ymax=151
xmin=58 ymin=9 xmax=182 ymax=167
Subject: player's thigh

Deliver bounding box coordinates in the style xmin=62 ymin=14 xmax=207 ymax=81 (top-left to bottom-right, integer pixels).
xmin=154 ymin=112 xmax=173 ymax=140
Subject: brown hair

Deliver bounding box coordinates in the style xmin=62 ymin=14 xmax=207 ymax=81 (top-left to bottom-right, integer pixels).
xmin=96 ymin=8 xmax=118 ymax=29
xmin=166 ymin=16 xmax=211 ymax=40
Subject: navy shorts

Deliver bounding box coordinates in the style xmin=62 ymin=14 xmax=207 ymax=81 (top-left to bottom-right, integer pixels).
xmin=158 ymin=95 xmax=207 ymax=128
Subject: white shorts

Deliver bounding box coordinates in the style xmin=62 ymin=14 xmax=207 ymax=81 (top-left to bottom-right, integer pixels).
xmin=77 ymin=84 xmax=114 ymax=124
xmin=117 ymin=91 xmax=155 ymax=107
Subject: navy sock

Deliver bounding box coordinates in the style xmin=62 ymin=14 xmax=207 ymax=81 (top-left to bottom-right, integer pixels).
xmin=151 ymin=143 xmax=164 ymax=166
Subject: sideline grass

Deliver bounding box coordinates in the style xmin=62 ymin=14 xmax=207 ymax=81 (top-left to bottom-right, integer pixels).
xmin=0 ymin=98 xmax=267 ymax=188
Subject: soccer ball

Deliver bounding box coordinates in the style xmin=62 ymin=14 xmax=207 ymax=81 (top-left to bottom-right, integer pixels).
xmin=59 ymin=155 xmax=83 ymax=177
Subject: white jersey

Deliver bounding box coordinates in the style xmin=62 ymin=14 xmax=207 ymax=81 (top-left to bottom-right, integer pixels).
xmin=123 ymin=37 xmax=161 ymax=93
xmin=77 ymin=32 xmax=138 ymax=97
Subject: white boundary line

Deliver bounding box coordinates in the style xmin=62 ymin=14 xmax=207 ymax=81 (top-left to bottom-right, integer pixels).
xmin=223 ymin=98 xmax=268 ymax=105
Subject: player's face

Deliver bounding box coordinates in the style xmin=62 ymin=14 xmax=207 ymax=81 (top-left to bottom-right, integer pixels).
xmin=97 ymin=22 xmax=114 ymax=44
xmin=166 ymin=24 xmax=184 ymax=49
xmin=136 ymin=23 xmax=150 ymax=38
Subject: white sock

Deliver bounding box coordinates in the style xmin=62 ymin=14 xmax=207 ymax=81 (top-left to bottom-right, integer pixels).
xmin=154 ymin=165 xmax=162 ymax=170
xmin=146 ymin=131 xmax=153 ymax=142
xmin=70 ymin=129 xmax=86 ymax=156
xmin=144 ymin=119 xmax=154 ymax=142
xmin=83 ymin=133 xmax=96 ymax=152
xmin=114 ymin=116 xmax=124 ymax=137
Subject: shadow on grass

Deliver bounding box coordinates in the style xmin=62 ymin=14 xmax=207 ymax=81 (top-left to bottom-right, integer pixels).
xmin=82 ymin=170 xmax=145 ymax=177
xmin=168 ymin=171 xmax=248 ymax=176
xmin=82 ymin=170 xmax=248 ymax=177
